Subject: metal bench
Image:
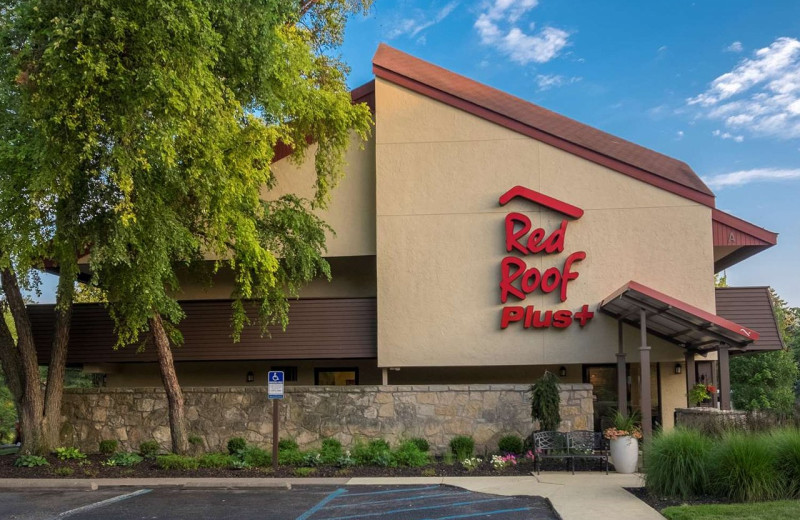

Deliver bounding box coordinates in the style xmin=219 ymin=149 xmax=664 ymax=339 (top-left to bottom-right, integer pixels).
xmin=533 ymin=430 xmax=609 ymax=474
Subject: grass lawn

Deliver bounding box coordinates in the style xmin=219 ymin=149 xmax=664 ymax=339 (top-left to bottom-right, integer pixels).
xmin=662 ymin=501 xmax=800 ymax=520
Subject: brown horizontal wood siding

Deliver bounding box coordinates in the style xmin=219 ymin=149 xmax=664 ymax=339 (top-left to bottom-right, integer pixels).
xmin=715 ymin=287 xmax=783 ymax=352
xmin=712 ymin=220 xmax=769 ymax=247
xmin=30 ymin=298 xmax=376 ymax=364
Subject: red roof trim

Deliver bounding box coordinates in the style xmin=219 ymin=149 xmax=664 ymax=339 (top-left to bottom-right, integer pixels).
xmin=712 ymin=208 xmax=777 ymax=245
xmin=601 ymin=280 xmax=760 ymax=342
xmin=372 ymin=45 xmax=716 ymax=208
xmin=499 ymin=186 xmax=584 ymax=219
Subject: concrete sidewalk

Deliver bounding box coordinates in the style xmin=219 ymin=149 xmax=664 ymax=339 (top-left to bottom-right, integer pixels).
xmin=0 ymin=473 xmax=661 ymax=520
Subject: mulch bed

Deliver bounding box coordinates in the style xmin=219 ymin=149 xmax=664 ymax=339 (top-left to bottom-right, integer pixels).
xmin=0 ymin=453 xmax=585 ymax=479
xmin=625 ymin=487 xmax=732 ymax=514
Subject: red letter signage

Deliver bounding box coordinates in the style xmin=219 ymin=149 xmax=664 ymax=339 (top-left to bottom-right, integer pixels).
xmin=497 ymin=187 xmax=594 ymax=330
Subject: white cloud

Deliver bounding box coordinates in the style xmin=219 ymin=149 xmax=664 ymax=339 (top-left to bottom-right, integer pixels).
xmin=387 ymin=2 xmax=459 ymax=39
xmin=725 ymin=41 xmax=744 ymax=53
xmin=676 ymin=130 xmax=684 ymax=140
xmin=703 ymin=168 xmax=800 ymax=189
xmin=658 ymin=45 xmax=668 ymax=53
xmin=712 ymin=129 xmax=744 ymax=142
xmin=474 ymin=1 xmax=570 ymax=65
xmin=535 ymin=74 xmax=581 ymax=91
xmin=688 ymin=37 xmax=800 ymax=139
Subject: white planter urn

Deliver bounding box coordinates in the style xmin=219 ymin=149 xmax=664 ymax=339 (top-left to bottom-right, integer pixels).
xmin=610 ymin=436 xmax=639 ymax=474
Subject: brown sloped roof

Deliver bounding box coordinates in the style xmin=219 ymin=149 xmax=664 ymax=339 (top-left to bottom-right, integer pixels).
xmin=715 ymin=287 xmax=784 ymax=352
xmin=373 ymin=44 xmax=715 ymax=207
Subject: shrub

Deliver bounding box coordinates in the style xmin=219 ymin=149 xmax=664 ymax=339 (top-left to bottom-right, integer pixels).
xmin=393 ymin=440 xmax=430 ymax=467
xmin=53 ymin=466 xmax=74 ymax=477
xmin=278 ymin=439 xmax=299 ymax=451
xmin=409 ymin=438 xmax=429 ymax=452
xmin=55 ymin=447 xmax=87 ymax=461
xmin=295 ymin=467 xmax=316 ymax=477
xmin=104 ymin=452 xmax=143 ymax=467
xmin=771 ymin=429 xmax=800 ymax=498
xmin=139 ymin=440 xmax=160 ymax=459
xmin=241 ymin=446 xmax=271 ymax=468
xmin=643 ymin=428 xmax=712 ymax=499
xmin=278 ymin=446 xmax=305 ymax=466
xmin=156 ymin=454 xmax=199 ymax=470
xmin=461 ymin=457 xmax=482 ymax=471
xmin=188 ymin=434 xmax=203 ymax=446
xmin=498 ymin=435 xmax=523 ymax=455
xmin=351 ymin=439 xmax=395 ymax=467
xmin=302 ymin=451 xmax=322 ymax=467
xmin=226 ymin=437 xmax=247 ymax=455
xmin=449 ymin=436 xmax=475 ymax=460
xmin=710 ymin=431 xmax=782 ymax=502
xmin=530 ymin=371 xmax=561 ymax=431
xmin=198 ymin=453 xmax=234 ymax=469
xmin=14 ymin=454 xmax=49 ymax=467
xmin=442 ymin=450 xmax=455 ymax=465
xmin=99 ymin=440 xmax=118 ymax=456
xmin=320 ymin=438 xmax=343 ymax=464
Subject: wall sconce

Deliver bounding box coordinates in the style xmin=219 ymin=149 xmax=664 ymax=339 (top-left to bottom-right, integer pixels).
xmin=674 ymin=363 xmax=682 ymax=375
xmin=559 ymin=366 xmax=567 ymax=377
xmin=246 ymin=371 xmax=254 ymax=383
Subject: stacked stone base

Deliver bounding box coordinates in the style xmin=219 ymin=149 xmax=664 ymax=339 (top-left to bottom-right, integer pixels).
xmin=60 ymin=384 xmax=594 ymax=454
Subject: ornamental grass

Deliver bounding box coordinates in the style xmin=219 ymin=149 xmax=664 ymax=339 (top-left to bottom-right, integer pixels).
xmin=643 ymin=427 xmax=712 ymax=500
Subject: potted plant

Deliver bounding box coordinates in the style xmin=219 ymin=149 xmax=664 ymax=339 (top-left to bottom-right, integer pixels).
xmin=603 ymin=410 xmax=642 ymax=474
xmin=688 ymin=383 xmax=711 ymax=407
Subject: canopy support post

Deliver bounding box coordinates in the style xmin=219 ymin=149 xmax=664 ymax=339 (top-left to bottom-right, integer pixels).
xmin=718 ymin=343 xmax=731 ymax=410
xmin=685 ymin=350 xmax=696 ymax=407
xmin=616 ymin=320 xmax=627 ymax=417
xmin=639 ymin=308 xmax=652 ymax=442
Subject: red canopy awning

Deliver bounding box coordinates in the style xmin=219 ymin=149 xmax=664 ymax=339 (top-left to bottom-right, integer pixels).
xmin=600 ymin=281 xmax=759 ymax=351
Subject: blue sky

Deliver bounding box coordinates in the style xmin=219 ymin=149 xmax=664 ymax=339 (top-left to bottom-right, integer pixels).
xmin=338 ymin=0 xmax=800 ymax=306
xmin=33 ymin=1 xmax=800 ymax=307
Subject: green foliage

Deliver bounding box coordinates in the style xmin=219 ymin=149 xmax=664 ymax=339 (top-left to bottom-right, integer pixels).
xmin=197 ymin=452 xmax=234 ymax=469
xmin=278 ymin=439 xmax=299 ymax=451
xmin=530 ymin=371 xmax=562 ymax=431
xmin=319 ymin=438 xmax=343 ymax=464
xmin=188 ymin=435 xmax=203 ymax=446
xmin=227 ymin=437 xmax=247 ymax=455
xmin=53 ymin=466 xmax=74 ymax=477
xmin=688 ymin=384 xmax=711 ymax=407
xmin=408 ymin=437 xmax=429 ymax=452
xmin=498 ymin=435 xmax=523 ymax=455
xmin=14 ymin=454 xmax=49 ymax=467
xmin=138 ymin=441 xmax=161 ymax=459
xmin=156 ymin=454 xmax=199 ymax=470
xmin=99 ymin=440 xmax=118 ymax=456
xmin=771 ymin=429 xmax=800 ymax=498
xmin=644 ymin=428 xmax=713 ymax=499
xmin=442 ymin=450 xmax=455 ymax=465
xmin=710 ymin=432 xmax=782 ymax=502
xmin=294 ymin=467 xmax=316 ymax=477
xmin=105 ymin=452 xmax=143 ymax=467
xmin=662 ymin=501 xmax=800 ymax=520
xmin=278 ymin=446 xmax=306 ymax=466
xmin=55 ymin=447 xmax=87 ymax=461
xmin=393 ymin=440 xmax=430 ymax=467
xmin=241 ymin=446 xmax=271 ymax=468
xmin=352 ymin=439 xmax=395 ymax=467
xmin=731 ymin=349 xmax=798 ymax=415
xmin=0 ymin=371 xmax=16 ymax=444
xmin=449 ymin=436 xmax=475 ymax=460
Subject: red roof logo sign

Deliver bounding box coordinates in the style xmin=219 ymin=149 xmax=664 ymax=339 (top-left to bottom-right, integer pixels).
xmin=498 ymin=186 xmax=594 ymax=330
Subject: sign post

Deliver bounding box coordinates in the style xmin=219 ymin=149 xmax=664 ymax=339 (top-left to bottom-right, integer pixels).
xmin=268 ymin=371 xmax=284 ymax=471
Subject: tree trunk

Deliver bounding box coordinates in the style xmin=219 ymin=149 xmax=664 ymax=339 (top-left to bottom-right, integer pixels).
xmin=1 ymin=267 xmax=45 ymax=454
xmin=41 ymin=274 xmax=74 ymax=449
xmin=150 ymin=314 xmax=189 ymax=454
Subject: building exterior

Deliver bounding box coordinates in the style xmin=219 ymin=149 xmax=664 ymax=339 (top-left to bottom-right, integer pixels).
xmin=31 ymin=45 xmax=782 ymax=434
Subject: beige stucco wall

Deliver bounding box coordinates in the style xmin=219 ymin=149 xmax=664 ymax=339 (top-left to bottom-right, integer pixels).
xmin=375 ymin=78 xmax=714 ymax=369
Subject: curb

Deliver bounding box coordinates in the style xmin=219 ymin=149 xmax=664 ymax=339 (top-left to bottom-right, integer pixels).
xmin=0 ymin=477 xmax=351 ymax=491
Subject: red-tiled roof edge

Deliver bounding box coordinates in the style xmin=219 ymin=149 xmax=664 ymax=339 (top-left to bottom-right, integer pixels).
xmin=712 ymin=208 xmax=778 ymax=245
xmin=372 ymin=44 xmax=716 ymax=208
xmin=601 ymin=280 xmax=760 ymax=342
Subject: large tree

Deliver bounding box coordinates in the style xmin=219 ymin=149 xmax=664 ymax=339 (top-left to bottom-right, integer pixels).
xmin=0 ymin=0 xmax=371 ymax=454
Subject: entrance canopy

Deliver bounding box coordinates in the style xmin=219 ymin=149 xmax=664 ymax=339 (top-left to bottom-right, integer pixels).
xmin=600 ymin=281 xmax=759 ymax=352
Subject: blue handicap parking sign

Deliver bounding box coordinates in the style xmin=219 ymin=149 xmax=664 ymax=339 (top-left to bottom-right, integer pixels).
xmin=268 ymin=371 xmax=284 ymax=399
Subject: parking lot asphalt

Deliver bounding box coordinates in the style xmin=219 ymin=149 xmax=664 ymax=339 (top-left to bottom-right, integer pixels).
xmin=0 ymin=485 xmax=559 ymax=520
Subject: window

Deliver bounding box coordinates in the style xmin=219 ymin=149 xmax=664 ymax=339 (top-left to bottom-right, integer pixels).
xmin=271 ymin=366 xmax=298 ymax=382
xmin=314 ymin=367 xmax=358 ymax=386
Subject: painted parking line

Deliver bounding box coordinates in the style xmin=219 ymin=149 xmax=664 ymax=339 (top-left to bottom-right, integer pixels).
xmin=317 ymin=497 xmax=515 ymax=520
xmin=55 ymin=488 xmax=152 ymax=519
xmin=323 ymin=490 xmax=472 ymax=509
xmin=421 ymin=508 xmax=534 ymax=520
xmin=296 ymin=488 xmax=349 ymax=520
xmin=342 ymin=486 xmax=442 ymax=497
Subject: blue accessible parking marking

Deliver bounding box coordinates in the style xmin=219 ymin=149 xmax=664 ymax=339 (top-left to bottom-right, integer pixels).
xmin=295 ymin=485 xmax=557 ymax=520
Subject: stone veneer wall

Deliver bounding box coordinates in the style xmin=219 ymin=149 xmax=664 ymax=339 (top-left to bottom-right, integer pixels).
xmin=60 ymin=384 xmax=594 ymax=453
xmin=674 ymin=407 xmax=747 ymax=432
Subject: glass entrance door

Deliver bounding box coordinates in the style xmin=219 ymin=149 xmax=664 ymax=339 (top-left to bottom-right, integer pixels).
xmin=584 ymin=365 xmax=621 ymax=431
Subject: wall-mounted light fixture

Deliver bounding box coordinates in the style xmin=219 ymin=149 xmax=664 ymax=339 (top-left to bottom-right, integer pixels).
xmin=246 ymin=371 xmax=254 ymax=383
xmin=559 ymin=366 xmax=567 ymax=377
xmin=674 ymin=363 xmax=682 ymax=375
